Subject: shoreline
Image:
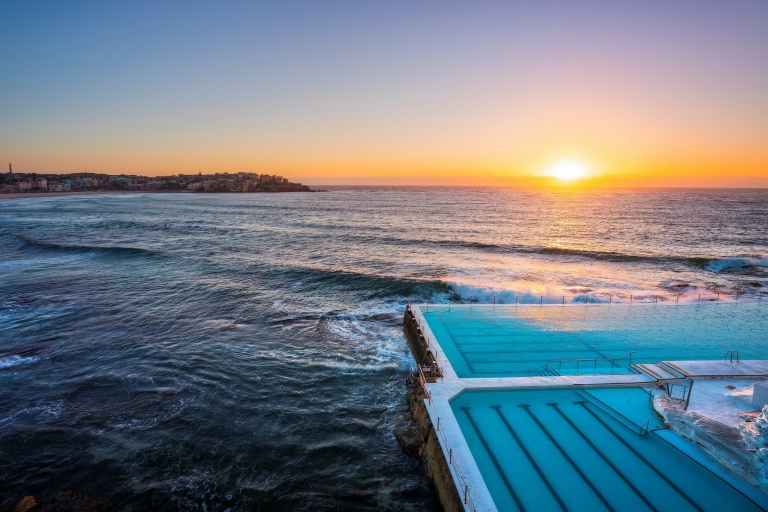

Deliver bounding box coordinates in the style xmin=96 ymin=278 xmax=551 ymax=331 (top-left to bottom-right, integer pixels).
xmin=0 ymin=189 xmax=317 ymax=201
xmin=0 ymin=190 xmax=151 ymax=201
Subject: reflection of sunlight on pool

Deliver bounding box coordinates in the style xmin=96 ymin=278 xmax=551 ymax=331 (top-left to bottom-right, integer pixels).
xmin=422 ymin=303 xmax=768 ymax=378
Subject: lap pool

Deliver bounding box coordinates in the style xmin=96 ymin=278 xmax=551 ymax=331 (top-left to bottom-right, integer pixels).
xmin=420 ymin=303 xmax=768 ymax=378
xmin=451 ymin=387 xmax=764 ymax=512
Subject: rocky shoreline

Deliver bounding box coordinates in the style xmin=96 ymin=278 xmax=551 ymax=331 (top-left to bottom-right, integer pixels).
xmin=0 ymin=491 xmax=112 ymax=512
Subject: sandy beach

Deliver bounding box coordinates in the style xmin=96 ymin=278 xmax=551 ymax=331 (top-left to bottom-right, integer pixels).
xmin=0 ymin=190 xmax=166 ymax=201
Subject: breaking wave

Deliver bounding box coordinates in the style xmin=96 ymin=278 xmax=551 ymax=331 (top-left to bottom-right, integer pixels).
xmin=705 ymin=256 xmax=768 ymax=273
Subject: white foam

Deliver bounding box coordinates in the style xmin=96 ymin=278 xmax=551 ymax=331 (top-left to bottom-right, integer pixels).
xmin=706 ymin=256 xmax=768 ymax=273
xmin=0 ymin=355 xmax=39 ymax=368
xmin=317 ymin=302 xmax=414 ymax=372
xmin=38 ymin=399 xmax=64 ymax=418
xmin=444 ymin=280 xmax=608 ymax=304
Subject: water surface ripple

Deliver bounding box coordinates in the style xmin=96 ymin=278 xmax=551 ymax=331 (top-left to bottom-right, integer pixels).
xmin=1 ymin=188 xmax=767 ymax=510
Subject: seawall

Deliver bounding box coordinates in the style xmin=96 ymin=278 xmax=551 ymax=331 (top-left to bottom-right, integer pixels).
xmin=401 ymin=306 xmax=464 ymax=512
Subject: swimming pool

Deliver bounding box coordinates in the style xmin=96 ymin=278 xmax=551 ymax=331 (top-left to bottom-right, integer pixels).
xmin=451 ymin=387 xmax=764 ymax=512
xmin=420 ymin=303 xmax=768 ymax=378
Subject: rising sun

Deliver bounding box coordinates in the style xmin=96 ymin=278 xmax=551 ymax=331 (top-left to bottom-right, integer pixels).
xmin=547 ymin=161 xmax=588 ymax=181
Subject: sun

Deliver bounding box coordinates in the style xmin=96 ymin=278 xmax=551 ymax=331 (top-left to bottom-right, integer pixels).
xmin=547 ymin=161 xmax=588 ymax=181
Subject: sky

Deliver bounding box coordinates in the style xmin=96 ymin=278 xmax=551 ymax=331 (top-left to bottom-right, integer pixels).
xmin=1 ymin=1 xmax=767 ymax=186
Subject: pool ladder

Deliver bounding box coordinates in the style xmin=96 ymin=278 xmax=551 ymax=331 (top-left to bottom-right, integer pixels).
xmin=724 ymin=350 xmax=740 ymax=362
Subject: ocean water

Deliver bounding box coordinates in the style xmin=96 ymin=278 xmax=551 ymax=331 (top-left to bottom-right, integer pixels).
xmin=0 ymin=188 xmax=767 ymax=510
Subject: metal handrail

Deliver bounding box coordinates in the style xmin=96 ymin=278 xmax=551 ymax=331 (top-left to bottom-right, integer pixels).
xmin=418 ymin=364 xmax=442 ymax=386
xmin=418 ymin=365 xmax=432 ymax=402
xmin=416 ymin=366 xmax=477 ymax=512
xmin=528 ymin=351 xmax=636 ymax=375
xmin=664 ymin=379 xmax=694 ymax=409
xmin=725 ymin=350 xmax=740 ymax=362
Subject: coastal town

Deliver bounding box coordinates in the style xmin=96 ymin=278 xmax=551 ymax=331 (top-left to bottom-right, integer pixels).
xmin=1 ymin=164 xmax=312 ymax=194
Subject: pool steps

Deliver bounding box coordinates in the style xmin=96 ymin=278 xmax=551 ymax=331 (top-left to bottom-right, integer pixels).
xmin=575 ymin=390 xmax=654 ymax=436
xmin=634 ymin=363 xmax=685 ymax=380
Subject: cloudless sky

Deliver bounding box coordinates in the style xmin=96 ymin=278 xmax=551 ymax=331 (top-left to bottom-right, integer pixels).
xmin=2 ymin=1 xmax=767 ymax=186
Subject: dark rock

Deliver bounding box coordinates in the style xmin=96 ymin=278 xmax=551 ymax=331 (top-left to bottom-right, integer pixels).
xmin=14 ymin=496 xmax=41 ymax=512
xmin=42 ymin=491 xmax=112 ymax=512
xmin=395 ymin=421 xmax=424 ymax=458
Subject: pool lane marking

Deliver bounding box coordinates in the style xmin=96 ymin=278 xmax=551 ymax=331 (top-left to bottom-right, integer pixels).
xmin=437 ymin=316 xmax=477 ymax=373
xmin=577 ymin=402 xmax=704 ymax=512
xmin=518 ymin=404 xmax=616 ymax=512
xmin=448 ymin=328 xmax=611 ymax=372
xmin=459 ymin=406 xmax=526 ymax=512
xmin=549 ymin=403 xmax=658 ymax=512
xmin=490 ymin=406 xmax=569 ymax=512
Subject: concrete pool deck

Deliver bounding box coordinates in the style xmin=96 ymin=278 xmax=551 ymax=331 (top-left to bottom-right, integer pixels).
xmin=404 ymin=303 xmax=768 ymax=512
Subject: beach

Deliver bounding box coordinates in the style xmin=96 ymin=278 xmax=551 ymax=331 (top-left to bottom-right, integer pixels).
xmin=0 ymin=190 xmax=161 ymax=201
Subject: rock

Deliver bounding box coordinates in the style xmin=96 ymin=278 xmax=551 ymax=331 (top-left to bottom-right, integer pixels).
xmin=740 ymin=421 xmax=763 ymax=450
xmin=14 ymin=496 xmax=41 ymax=512
xmin=756 ymin=405 xmax=768 ymax=430
xmin=653 ymin=395 xmax=757 ymax=486
xmin=738 ymin=411 xmax=761 ymax=421
xmin=42 ymin=491 xmax=113 ymax=512
xmin=395 ymin=421 xmax=424 ymax=458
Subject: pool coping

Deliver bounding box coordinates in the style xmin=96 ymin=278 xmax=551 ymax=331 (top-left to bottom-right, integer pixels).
xmin=407 ymin=303 xmax=768 ymax=512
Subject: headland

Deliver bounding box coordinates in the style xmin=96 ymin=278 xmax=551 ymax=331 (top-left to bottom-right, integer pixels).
xmin=1 ymin=166 xmax=313 ymax=196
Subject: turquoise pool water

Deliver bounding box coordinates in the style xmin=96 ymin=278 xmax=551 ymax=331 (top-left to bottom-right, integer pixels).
xmin=420 ymin=303 xmax=768 ymax=377
xmin=451 ymin=387 xmax=764 ymax=512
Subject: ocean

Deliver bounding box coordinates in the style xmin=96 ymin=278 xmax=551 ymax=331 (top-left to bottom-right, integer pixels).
xmin=1 ymin=188 xmax=767 ymax=510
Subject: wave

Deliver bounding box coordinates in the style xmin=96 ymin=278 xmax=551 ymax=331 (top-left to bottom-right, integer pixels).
xmin=258 ymin=264 xmax=458 ymax=302
xmin=0 ymin=355 xmax=39 ymax=369
xmin=366 ymin=234 xmax=726 ymax=268
xmin=424 ymin=239 xmax=766 ymax=275
xmin=11 ymin=234 xmax=160 ymax=258
xmin=444 ymin=281 xmax=607 ymax=304
xmin=705 ymin=256 xmax=768 ymax=273
xmin=0 ymin=253 xmax=96 ymax=270
xmin=442 ymin=279 xmax=766 ymax=304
